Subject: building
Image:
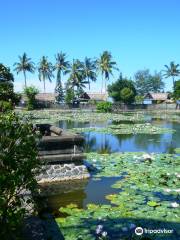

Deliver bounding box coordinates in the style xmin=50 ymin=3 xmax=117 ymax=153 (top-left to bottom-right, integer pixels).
xmin=79 ymin=92 xmax=108 ymax=102
xmin=143 ymin=92 xmax=170 ymax=104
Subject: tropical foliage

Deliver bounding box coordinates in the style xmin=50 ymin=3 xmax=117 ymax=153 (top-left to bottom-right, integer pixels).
xmin=24 ymin=85 xmax=39 ymax=110
xmin=162 ymin=61 xmax=180 ymax=89
xmin=38 ymin=56 xmax=54 ymax=93
xmin=54 ymin=52 xmax=70 ymax=103
xmin=173 ymin=80 xmax=180 ymax=99
xmin=0 ymin=63 xmax=20 ymax=110
xmin=97 ymin=51 xmax=118 ymax=93
xmin=14 ymin=53 xmax=35 ymax=87
xmin=108 ymin=74 xmax=136 ymax=103
xmin=134 ymin=69 xmax=164 ymax=95
xmin=0 ymin=112 xmax=39 ymax=240
xmin=96 ymin=101 xmax=112 ymax=113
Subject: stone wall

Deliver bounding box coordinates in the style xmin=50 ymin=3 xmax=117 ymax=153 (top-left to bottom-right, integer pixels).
xmin=36 ymin=162 xmax=90 ymax=184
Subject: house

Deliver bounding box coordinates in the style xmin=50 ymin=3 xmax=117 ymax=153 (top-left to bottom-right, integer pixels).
xmin=79 ymin=92 xmax=108 ymax=102
xmin=143 ymin=92 xmax=170 ymax=104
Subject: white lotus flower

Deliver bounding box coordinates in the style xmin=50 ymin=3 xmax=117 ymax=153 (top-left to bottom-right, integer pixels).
xmin=102 ymin=231 xmax=107 ymax=237
xmin=167 ymin=173 xmax=170 ymax=176
xmin=174 ymin=189 xmax=180 ymax=193
xmin=164 ymin=188 xmax=171 ymax=193
xmin=96 ymin=225 xmax=103 ymax=234
xmin=171 ymin=202 xmax=179 ymax=208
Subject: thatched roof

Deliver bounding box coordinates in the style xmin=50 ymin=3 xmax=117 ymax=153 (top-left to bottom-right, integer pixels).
xmin=144 ymin=93 xmax=169 ymax=101
xmin=21 ymin=93 xmax=57 ymax=102
xmin=87 ymin=92 xmax=108 ymax=101
xmin=35 ymin=93 xmax=57 ymax=102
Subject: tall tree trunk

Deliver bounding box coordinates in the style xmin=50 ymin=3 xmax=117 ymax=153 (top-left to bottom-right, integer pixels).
xmin=173 ymin=76 xmax=175 ymax=90
xmin=43 ymin=76 xmax=46 ymax=93
xmin=23 ymin=70 xmax=27 ymax=88
xmin=88 ymin=77 xmax=90 ymax=90
xmin=101 ymin=75 xmax=104 ymax=93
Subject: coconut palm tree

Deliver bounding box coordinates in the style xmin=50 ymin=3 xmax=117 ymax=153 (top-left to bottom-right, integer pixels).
xmin=68 ymin=59 xmax=86 ymax=98
xmin=54 ymin=52 xmax=70 ymax=90
xmin=97 ymin=51 xmax=118 ymax=93
xmin=83 ymin=57 xmax=97 ymax=90
xmin=14 ymin=53 xmax=35 ymax=87
xmin=162 ymin=61 xmax=180 ymax=89
xmin=38 ymin=56 xmax=54 ymax=93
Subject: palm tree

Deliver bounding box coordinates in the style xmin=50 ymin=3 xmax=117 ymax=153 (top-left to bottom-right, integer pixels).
xmin=14 ymin=53 xmax=35 ymax=87
xmin=68 ymin=59 xmax=86 ymax=98
xmin=38 ymin=56 xmax=54 ymax=93
xmin=162 ymin=61 xmax=180 ymax=89
xmin=83 ymin=57 xmax=97 ymax=90
xmin=54 ymin=52 xmax=70 ymax=91
xmin=97 ymin=51 xmax=118 ymax=93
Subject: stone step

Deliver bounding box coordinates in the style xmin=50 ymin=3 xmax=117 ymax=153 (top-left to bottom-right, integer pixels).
xmin=39 ymin=153 xmax=85 ymax=163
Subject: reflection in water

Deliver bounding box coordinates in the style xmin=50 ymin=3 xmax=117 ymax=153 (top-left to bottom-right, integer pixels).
xmin=48 ymin=118 xmax=180 ymax=213
xmin=57 ymin=119 xmax=180 ymax=153
xmin=40 ymin=177 xmax=121 ymax=215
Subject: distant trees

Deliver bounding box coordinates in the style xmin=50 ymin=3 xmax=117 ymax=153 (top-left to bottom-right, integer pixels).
xmin=14 ymin=53 xmax=35 ymax=87
xmin=134 ymin=69 xmax=164 ymax=95
xmin=38 ymin=56 xmax=54 ymax=93
xmin=24 ymin=86 xmax=39 ymax=110
xmin=162 ymin=61 xmax=180 ymax=89
xmin=108 ymin=74 xmax=136 ymax=103
xmin=54 ymin=52 xmax=70 ymax=103
xmin=11 ymin=52 xmax=180 ymax=105
xmin=0 ymin=63 xmax=20 ymax=111
xmin=97 ymin=51 xmax=118 ymax=93
xmin=174 ymin=80 xmax=180 ymax=99
xmin=83 ymin=57 xmax=97 ymax=90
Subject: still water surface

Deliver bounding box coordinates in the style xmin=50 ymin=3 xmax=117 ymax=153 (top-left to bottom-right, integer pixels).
xmin=44 ymin=115 xmax=180 ymax=214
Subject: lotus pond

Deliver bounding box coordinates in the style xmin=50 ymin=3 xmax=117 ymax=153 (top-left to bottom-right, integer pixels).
xmin=18 ymin=110 xmax=180 ymax=239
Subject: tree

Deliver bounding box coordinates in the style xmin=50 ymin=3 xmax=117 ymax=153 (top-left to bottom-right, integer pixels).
xmin=108 ymin=74 xmax=136 ymax=102
xmin=97 ymin=51 xmax=118 ymax=93
xmin=0 ymin=112 xmax=39 ymax=239
xmin=162 ymin=61 xmax=180 ymax=89
xmin=120 ymin=87 xmax=135 ymax=104
xmin=83 ymin=57 xmax=97 ymax=90
xmin=54 ymin=52 xmax=70 ymax=103
xmin=14 ymin=53 xmax=35 ymax=87
xmin=174 ymin=80 xmax=180 ymax=99
xmin=68 ymin=59 xmax=86 ymax=98
xmin=24 ymin=86 xmax=39 ymax=110
xmin=55 ymin=81 xmax=64 ymax=103
xmin=0 ymin=63 xmax=20 ymax=110
xmin=38 ymin=56 xmax=54 ymax=93
xmin=134 ymin=69 xmax=164 ymax=95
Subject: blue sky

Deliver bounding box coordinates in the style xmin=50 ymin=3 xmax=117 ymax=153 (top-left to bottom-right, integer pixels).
xmin=0 ymin=0 xmax=180 ymax=92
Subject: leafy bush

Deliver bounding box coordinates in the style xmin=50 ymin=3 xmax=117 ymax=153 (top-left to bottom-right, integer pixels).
xmin=65 ymin=88 xmax=74 ymax=104
xmin=96 ymin=101 xmax=112 ymax=112
xmin=135 ymin=95 xmax=144 ymax=104
xmin=24 ymin=86 xmax=39 ymax=110
xmin=108 ymin=74 xmax=136 ymax=102
xmin=120 ymin=87 xmax=135 ymax=104
xmin=174 ymin=80 xmax=180 ymax=99
xmin=0 ymin=63 xmax=21 ymax=107
xmin=0 ymin=112 xmax=40 ymax=239
xmin=0 ymin=100 xmax=13 ymax=112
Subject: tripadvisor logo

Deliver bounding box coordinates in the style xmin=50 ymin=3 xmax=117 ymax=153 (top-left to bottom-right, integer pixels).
xmin=135 ymin=227 xmax=143 ymax=235
xmin=135 ymin=227 xmax=174 ymax=236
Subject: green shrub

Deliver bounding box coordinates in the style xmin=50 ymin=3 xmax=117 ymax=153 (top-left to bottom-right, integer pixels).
xmin=120 ymin=87 xmax=135 ymax=104
xmin=0 ymin=63 xmax=20 ymax=106
xmin=0 ymin=112 xmax=40 ymax=239
xmin=24 ymin=86 xmax=39 ymax=110
xmin=135 ymin=95 xmax=144 ymax=104
xmin=96 ymin=101 xmax=112 ymax=112
xmin=0 ymin=100 xmax=13 ymax=112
